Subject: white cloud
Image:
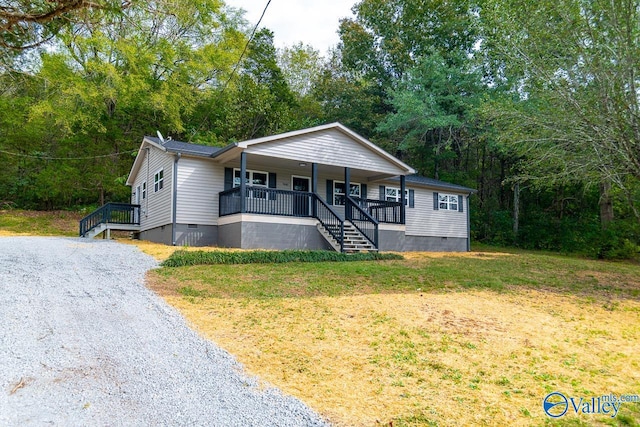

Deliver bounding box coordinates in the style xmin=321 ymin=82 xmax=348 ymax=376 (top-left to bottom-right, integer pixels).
xmin=225 ymin=0 xmax=356 ymax=55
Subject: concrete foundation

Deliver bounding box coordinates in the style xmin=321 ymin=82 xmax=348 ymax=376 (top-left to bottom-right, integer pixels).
xmin=138 ymin=217 xmax=469 ymax=252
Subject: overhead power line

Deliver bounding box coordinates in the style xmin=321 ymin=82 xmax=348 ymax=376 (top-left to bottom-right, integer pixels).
xmin=0 ymin=148 xmax=137 ymax=161
xmin=190 ymin=0 xmax=273 ymax=141
xmin=220 ymin=0 xmax=273 ymax=94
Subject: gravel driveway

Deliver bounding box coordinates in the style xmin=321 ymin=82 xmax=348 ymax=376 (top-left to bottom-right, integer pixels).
xmin=0 ymin=237 xmax=327 ymax=426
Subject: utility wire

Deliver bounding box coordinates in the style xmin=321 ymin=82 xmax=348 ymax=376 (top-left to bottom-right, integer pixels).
xmin=220 ymin=0 xmax=272 ymax=94
xmin=0 ymin=148 xmax=137 ymax=160
xmin=190 ymin=0 xmax=273 ymax=141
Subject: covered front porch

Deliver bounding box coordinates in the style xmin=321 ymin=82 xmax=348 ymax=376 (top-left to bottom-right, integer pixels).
xmin=215 ymin=151 xmax=407 ymax=251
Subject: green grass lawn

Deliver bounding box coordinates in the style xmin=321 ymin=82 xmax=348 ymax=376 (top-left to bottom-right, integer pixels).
xmin=156 ymin=251 xmax=640 ymax=301
xmin=150 ymin=251 xmax=640 ymax=426
xmin=0 ymin=209 xmax=83 ymax=236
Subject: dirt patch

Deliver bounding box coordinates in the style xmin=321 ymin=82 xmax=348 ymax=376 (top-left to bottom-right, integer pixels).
xmin=400 ymin=251 xmax=513 ymax=261
xmin=146 ymin=271 xmax=183 ymax=297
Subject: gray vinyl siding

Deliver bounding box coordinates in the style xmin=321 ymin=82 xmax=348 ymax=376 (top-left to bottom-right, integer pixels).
xmin=405 ymin=187 xmax=467 ymax=238
xmin=244 ymin=128 xmax=406 ymax=175
xmin=176 ymin=157 xmax=223 ymax=225
xmin=129 ymin=145 xmax=173 ymax=232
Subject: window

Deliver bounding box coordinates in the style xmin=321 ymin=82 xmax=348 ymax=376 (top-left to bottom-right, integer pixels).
xmin=385 ymin=187 xmax=408 ymax=205
xmin=333 ymin=181 xmax=360 ymax=205
xmin=234 ymin=169 xmax=269 ymax=198
xmin=438 ymin=194 xmax=458 ymax=211
xmin=154 ymin=170 xmax=164 ymax=192
xmin=142 ymin=182 xmax=146 ymax=199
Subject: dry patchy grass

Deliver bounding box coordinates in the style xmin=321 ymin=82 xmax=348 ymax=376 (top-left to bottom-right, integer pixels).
xmin=0 ymin=209 xmax=83 ymax=236
xmin=117 ymin=239 xmax=248 ymax=261
xmin=149 ymin=253 xmax=640 ymax=426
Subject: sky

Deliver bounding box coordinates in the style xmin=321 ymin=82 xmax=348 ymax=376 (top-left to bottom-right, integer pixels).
xmin=224 ymin=0 xmax=357 ymax=55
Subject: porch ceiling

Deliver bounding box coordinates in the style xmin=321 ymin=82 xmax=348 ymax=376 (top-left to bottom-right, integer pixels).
xmin=221 ymin=153 xmax=398 ymax=182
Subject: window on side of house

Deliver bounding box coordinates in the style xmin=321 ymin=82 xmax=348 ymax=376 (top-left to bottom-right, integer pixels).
xmin=142 ymin=182 xmax=147 ymax=199
xmin=233 ymin=168 xmax=269 ymax=198
xmin=438 ymin=193 xmax=458 ymax=211
xmin=385 ymin=187 xmax=408 ymax=205
xmin=154 ymin=169 xmax=164 ymax=192
xmin=333 ymin=181 xmax=360 ymax=205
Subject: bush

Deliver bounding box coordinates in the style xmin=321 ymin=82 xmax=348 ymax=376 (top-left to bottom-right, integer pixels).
xmin=161 ymin=250 xmax=404 ymax=267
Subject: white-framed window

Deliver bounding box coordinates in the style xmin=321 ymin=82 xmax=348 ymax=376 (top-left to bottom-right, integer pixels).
xmin=333 ymin=181 xmax=360 ymax=205
xmin=385 ymin=187 xmax=408 ymax=205
xmin=234 ymin=168 xmax=269 ymax=198
xmin=438 ymin=193 xmax=459 ymax=211
xmin=154 ymin=169 xmax=164 ymax=192
xmin=142 ymin=182 xmax=146 ymax=199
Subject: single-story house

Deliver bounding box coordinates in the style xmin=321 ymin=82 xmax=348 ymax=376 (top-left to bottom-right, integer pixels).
xmin=82 ymin=123 xmax=474 ymax=252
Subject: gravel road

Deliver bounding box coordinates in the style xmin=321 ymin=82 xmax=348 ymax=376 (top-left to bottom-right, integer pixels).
xmin=0 ymin=237 xmax=327 ymax=426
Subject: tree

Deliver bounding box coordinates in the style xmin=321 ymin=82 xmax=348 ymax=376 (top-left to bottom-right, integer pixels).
xmin=0 ymin=0 xmax=129 ymax=50
xmin=481 ymin=0 xmax=640 ymax=223
xmin=278 ymin=42 xmax=323 ymax=97
xmin=225 ymin=28 xmax=299 ymax=140
xmin=377 ymin=54 xmax=483 ymax=179
xmin=339 ymin=0 xmax=480 ymax=84
xmin=0 ymin=0 xmax=246 ymax=207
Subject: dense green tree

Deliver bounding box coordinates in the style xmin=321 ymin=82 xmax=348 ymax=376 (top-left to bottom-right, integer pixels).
xmin=278 ymin=43 xmax=323 ymax=97
xmin=481 ymin=0 xmax=640 ymax=223
xmin=0 ymin=0 xmax=245 ymax=207
xmin=339 ymin=0 xmax=480 ymax=84
xmin=377 ymin=54 xmax=483 ymax=179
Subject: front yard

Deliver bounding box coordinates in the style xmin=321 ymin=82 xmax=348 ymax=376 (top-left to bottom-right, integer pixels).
xmin=1 ymin=210 xmax=638 ymax=425
xmin=148 ymin=251 xmax=640 ymax=426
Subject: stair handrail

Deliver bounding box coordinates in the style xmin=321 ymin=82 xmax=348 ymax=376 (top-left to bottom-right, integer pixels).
xmin=313 ymin=194 xmax=344 ymax=252
xmin=79 ymin=203 xmax=140 ymax=237
xmin=345 ymin=195 xmax=379 ymax=248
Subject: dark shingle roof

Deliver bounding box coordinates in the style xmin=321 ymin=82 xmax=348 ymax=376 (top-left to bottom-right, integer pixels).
xmin=145 ymin=136 xmax=222 ymax=157
xmin=389 ymin=174 xmax=476 ymax=193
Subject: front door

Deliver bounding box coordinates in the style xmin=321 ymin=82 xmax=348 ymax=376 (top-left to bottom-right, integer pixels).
xmin=292 ymin=176 xmax=311 ymax=216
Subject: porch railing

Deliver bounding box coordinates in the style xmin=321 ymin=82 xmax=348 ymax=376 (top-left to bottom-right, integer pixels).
xmin=79 ymin=203 xmax=140 ymax=237
xmin=219 ymin=186 xmax=313 ymax=217
xmin=346 ymin=196 xmax=378 ymax=247
xmin=351 ymin=197 xmax=403 ymax=224
xmin=219 ymin=187 xmax=241 ymax=216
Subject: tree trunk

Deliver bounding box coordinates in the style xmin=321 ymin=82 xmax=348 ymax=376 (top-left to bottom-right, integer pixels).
xmin=599 ymin=181 xmax=614 ymax=228
xmin=513 ymin=182 xmax=520 ymax=241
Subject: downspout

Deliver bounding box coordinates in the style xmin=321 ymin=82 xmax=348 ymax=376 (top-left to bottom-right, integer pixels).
xmin=145 ymin=147 xmax=150 ymax=218
xmin=466 ymin=194 xmax=471 ymax=252
xmin=172 ymin=152 xmax=181 ymax=246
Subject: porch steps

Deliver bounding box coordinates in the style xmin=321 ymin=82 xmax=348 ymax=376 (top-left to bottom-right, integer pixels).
xmin=84 ymin=223 xmax=107 ymax=239
xmin=81 ymin=223 xmax=140 ymax=239
xmin=317 ymin=221 xmax=377 ymax=253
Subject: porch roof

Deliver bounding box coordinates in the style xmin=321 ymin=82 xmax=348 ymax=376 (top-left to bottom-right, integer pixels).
xmin=213 ymin=123 xmax=416 ymax=177
xmin=385 ymin=175 xmax=476 ymax=194
xmin=128 ymin=124 xmax=440 ymax=186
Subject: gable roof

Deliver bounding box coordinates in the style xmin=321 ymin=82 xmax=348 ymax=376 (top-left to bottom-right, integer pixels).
xmin=129 ymin=124 xmax=475 ymax=186
xmin=126 ymin=136 xmax=223 ymax=185
xmin=213 ymin=122 xmax=416 ymax=175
